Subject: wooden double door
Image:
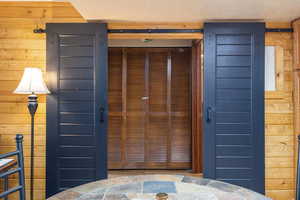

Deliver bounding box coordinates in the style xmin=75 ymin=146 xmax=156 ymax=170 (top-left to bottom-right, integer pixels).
xmin=108 ymin=48 xmax=192 ymax=169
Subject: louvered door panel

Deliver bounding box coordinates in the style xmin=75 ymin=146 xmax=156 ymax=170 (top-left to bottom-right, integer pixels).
xmin=46 ymin=23 xmax=108 ymax=197
xmin=204 ymin=23 xmax=265 ymax=193
xmin=108 ymin=48 xmax=122 ymax=165
xmin=148 ymin=51 xmax=168 ymax=164
xmin=108 ymin=48 xmax=191 ymax=169
xmin=126 ymin=50 xmax=146 ymax=164
xmin=171 ymin=49 xmax=191 ymax=165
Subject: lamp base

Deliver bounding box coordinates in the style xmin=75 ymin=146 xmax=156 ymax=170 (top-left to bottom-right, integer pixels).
xmin=28 ymin=94 xmax=38 ymax=116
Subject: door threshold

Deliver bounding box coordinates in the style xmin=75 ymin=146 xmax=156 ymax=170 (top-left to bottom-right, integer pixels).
xmin=108 ymin=169 xmax=203 ymax=178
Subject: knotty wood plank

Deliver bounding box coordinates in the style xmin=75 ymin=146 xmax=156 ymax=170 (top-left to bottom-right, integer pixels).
xmin=0 ymin=102 xmax=45 ymax=114
xmin=265 ymin=113 xmax=293 ymax=125
xmin=266 ymin=157 xmax=294 ymax=168
xmin=266 ymin=190 xmax=294 ymax=200
xmin=266 ymin=178 xmax=294 ymax=190
xmin=265 ymin=124 xmax=293 ymax=136
xmin=275 ymin=46 xmax=284 ymax=90
xmin=265 ymin=145 xmax=294 ymax=157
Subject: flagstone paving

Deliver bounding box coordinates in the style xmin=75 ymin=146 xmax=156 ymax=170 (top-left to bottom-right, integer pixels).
xmin=48 ymin=175 xmax=271 ymax=200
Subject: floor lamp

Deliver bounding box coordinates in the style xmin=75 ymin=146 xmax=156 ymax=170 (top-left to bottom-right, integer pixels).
xmin=14 ymin=68 xmax=50 ymax=200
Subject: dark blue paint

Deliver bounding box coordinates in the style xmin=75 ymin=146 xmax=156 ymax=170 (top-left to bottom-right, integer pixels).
xmin=60 ymin=169 xmax=96 ymax=179
xmin=59 ymin=35 xmax=94 ymax=46
xmin=46 ymin=23 xmax=108 ymax=197
xmin=60 ymin=46 xmax=93 ymax=57
xmin=203 ymin=22 xmax=265 ymax=194
xmin=216 ymin=146 xmax=252 ymax=156
xmin=216 ymin=123 xmax=251 ymax=134
xmin=59 ymin=68 xmax=94 ymax=79
xmin=216 ymin=67 xmax=251 ymax=78
xmin=59 ymin=124 xmax=94 ymax=135
xmin=59 ymin=158 xmax=95 ymax=168
xmin=60 ymin=57 xmax=93 ymax=68
xmin=216 ymin=168 xmax=253 ymax=179
xmin=59 ymin=91 xmax=94 ymax=101
xmin=216 ymin=35 xmax=252 ymax=44
xmin=217 ymin=55 xmax=251 ymax=67
xmin=216 ymin=44 xmax=251 ymax=55
xmin=60 ymin=80 xmax=94 ymax=90
xmin=59 ymin=136 xmax=96 ymax=146
xmin=58 ymin=146 xmax=95 ymax=157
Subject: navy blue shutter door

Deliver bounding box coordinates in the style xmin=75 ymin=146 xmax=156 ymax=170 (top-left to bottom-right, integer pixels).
xmin=46 ymin=23 xmax=108 ymax=197
xmin=203 ymin=22 xmax=265 ymax=193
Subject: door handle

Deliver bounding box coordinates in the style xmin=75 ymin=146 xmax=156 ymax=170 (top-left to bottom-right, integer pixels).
xmin=206 ymin=107 xmax=213 ymax=122
xmin=100 ymin=107 xmax=105 ymax=123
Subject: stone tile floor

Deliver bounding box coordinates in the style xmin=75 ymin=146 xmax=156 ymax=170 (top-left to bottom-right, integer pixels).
xmin=48 ymin=175 xmax=271 ymax=200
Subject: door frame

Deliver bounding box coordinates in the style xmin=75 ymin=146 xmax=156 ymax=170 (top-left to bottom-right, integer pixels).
xmin=106 ymin=40 xmax=203 ymax=173
xmin=191 ymin=40 xmax=202 ymax=173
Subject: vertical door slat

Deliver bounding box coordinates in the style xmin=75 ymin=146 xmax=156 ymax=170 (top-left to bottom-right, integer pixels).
xmin=167 ymin=52 xmax=172 ymax=166
xmin=144 ymin=52 xmax=150 ymax=163
xmin=121 ymin=48 xmax=128 ymax=166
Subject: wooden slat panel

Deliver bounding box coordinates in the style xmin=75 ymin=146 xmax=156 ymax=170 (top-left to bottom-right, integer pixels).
xmin=108 ymin=48 xmax=191 ymax=169
xmin=126 ymin=49 xmax=145 ymax=164
xmin=171 ymin=48 xmax=191 ymax=165
xmin=148 ymin=51 xmax=168 ymax=163
xmin=108 ymin=48 xmax=122 ymax=166
xmin=121 ymin=48 xmax=128 ymax=166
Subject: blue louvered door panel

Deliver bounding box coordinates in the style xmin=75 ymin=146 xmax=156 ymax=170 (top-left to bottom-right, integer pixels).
xmin=46 ymin=23 xmax=108 ymax=197
xmin=203 ymin=23 xmax=265 ymax=194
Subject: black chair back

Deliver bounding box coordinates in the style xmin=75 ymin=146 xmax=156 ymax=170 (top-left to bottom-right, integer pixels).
xmin=0 ymin=134 xmax=26 ymax=200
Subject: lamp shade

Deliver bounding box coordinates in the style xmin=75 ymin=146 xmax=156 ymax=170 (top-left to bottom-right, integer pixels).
xmin=14 ymin=68 xmax=50 ymax=94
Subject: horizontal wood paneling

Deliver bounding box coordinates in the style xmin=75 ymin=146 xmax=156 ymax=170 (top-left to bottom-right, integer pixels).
xmin=265 ymin=32 xmax=294 ymax=200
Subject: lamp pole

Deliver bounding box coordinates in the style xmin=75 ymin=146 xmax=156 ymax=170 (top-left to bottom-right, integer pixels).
xmin=14 ymin=68 xmax=50 ymax=200
xmin=28 ymin=94 xmax=38 ymax=200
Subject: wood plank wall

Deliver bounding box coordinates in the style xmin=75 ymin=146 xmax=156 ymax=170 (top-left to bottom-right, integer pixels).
xmin=265 ymin=32 xmax=294 ymax=200
xmin=0 ymin=2 xmax=84 ymax=200
xmin=0 ymin=2 xmax=295 ymax=200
